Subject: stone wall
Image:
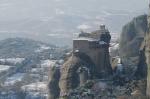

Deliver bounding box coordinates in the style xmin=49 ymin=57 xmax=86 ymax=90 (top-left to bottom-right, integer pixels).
xmin=73 ymin=40 xmax=106 ymax=69
xmin=73 ymin=30 xmax=112 ymax=77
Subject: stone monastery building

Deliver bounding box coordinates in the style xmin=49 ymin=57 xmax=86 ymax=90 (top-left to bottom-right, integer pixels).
xmin=73 ymin=25 xmax=112 ymax=75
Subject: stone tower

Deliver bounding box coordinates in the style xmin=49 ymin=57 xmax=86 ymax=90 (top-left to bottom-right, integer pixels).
xmin=100 ymin=24 xmax=105 ymax=32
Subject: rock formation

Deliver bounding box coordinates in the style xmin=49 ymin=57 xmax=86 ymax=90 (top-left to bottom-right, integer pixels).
xmin=47 ymin=25 xmax=112 ymax=98
xmin=47 ymin=48 xmax=108 ymax=98
xmin=77 ymin=66 xmax=90 ymax=86
xmin=146 ymin=5 xmax=150 ymax=97
xmin=59 ymin=55 xmax=93 ymax=95
xmin=145 ymin=33 xmax=150 ymax=97
xmin=138 ymin=13 xmax=150 ymax=96
xmin=47 ymin=66 xmax=60 ymax=99
xmin=119 ymin=15 xmax=147 ymax=58
xmin=136 ymin=5 xmax=150 ymax=97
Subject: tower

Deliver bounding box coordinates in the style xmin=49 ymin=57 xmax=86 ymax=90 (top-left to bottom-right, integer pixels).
xmin=100 ymin=24 xmax=105 ymax=31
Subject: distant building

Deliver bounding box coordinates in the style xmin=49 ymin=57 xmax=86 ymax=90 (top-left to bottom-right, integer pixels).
xmin=73 ymin=24 xmax=112 ymax=76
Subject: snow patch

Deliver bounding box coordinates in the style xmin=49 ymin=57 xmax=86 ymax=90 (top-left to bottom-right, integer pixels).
xmin=22 ymin=82 xmax=47 ymax=91
xmin=5 ymin=73 xmax=24 ymax=84
xmin=22 ymin=82 xmax=47 ymax=98
xmin=0 ymin=58 xmax=25 ymax=64
xmin=35 ymin=45 xmax=51 ymax=53
xmin=99 ymin=41 xmax=107 ymax=44
xmin=41 ymin=60 xmax=56 ymax=68
xmin=0 ymin=65 xmax=13 ymax=73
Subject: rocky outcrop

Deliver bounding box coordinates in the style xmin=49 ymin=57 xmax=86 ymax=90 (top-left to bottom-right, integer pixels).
xmin=138 ymin=21 xmax=150 ymax=97
xmin=47 ymin=66 xmax=60 ymax=99
xmin=59 ymin=53 xmax=102 ymax=95
xmin=47 ymin=53 xmax=100 ymax=98
xmin=47 ymin=25 xmax=112 ymax=98
xmin=119 ymin=15 xmax=147 ymax=57
xmin=145 ymin=32 xmax=150 ymax=97
xmin=136 ymin=5 xmax=150 ymax=97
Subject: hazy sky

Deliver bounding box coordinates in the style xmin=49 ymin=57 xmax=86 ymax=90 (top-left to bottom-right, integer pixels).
xmin=0 ymin=0 xmax=149 ymax=20
xmin=0 ymin=0 xmax=149 ymax=45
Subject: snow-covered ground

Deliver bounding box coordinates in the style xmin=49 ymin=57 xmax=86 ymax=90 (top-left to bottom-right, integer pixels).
xmin=109 ymin=43 xmax=119 ymax=53
xmin=40 ymin=60 xmax=56 ymax=68
xmin=0 ymin=58 xmax=25 ymax=64
xmin=22 ymin=82 xmax=47 ymax=91
xmin=22 ymin=82 xmax=47 ymax=98
xmin=0 ymin=65 xmax=13 ymax=73
xmin=5 ymin=73 xmax=24 ymax=85
xmin=30 ymin=68 xmax=44 ymax=74
xmin=35 ymin=45 xmax=52 ymax=53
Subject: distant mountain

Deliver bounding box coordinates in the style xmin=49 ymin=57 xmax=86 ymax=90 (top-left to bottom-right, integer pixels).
xmin=0 ymin=0 xmax=149 ymax=45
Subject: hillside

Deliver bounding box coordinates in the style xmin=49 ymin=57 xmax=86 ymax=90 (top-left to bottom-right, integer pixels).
xmin=0 ymin=37 xmax=71 ymax=99
xmin=0 ymin=37 xmax=70 ymax=59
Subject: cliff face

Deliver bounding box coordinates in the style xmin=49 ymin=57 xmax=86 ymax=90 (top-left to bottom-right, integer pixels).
xmin=47 ymin=66 xmax=60 ymax=99
xmin=47 ymin=54 xmax=100 ymax=98
xmin=145 ymin=32 xmax=150 ymax=97
xmin=119 ymin=15 xmax=147 ymax=57
xmin=135 ymin=40 xmax=147 ymax=77
xmin=59 ymin=55 xmax=94 ymax=95
xmin=136 ymin=6 xmax=150 ymax=97
xmin=146 ymin=9 xmax=150 ymax=96
xmin=139 ymin=16 xmax=150 ymax=96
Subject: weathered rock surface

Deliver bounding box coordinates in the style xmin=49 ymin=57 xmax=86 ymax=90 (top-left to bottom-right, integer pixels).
xmin=139 ymin=24 xmax=150 ymax=97
xmin=59 ymin=53 xmax=98 ymax=95
xmin=145 ymin=33 xmax=150 ymax=97
xmin=136 ymin=6 xmax=150 ymax=97
xmin=146 ymin=8 xmax=150 ymax=96
xmin=47 ymin=66 xmax=60 ymax=99
xmin=47 ymin=53 xmax=100 ymax=98
xmin=135 ymin=41 xmax=147 ymax=77
xmin=119 ymin=15 xmax=147 ymax=57
xmin=47 ymin=26 xmax=112 ymax=98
